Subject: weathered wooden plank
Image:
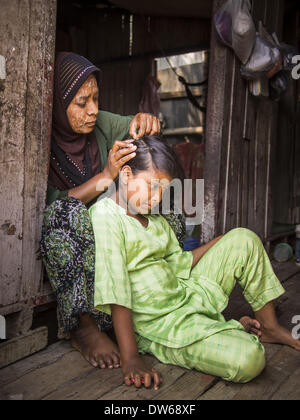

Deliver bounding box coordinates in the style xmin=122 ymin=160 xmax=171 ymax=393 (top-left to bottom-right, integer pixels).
xmin=264 ymin=103 xmax=279 ymax=239
xmin=43 ymin=365 xmax=123 ymax=400
xmin=21 ymin=0 xmax=56 ymax=303
xmin=198 ymin=380 xmax=241 ymax=401
xmin=100 ymin=58 xmax=153 ymax=115
xmin=202 ymin=0 xmax=231 ymax=242
xmin=271 ymin=367 xmax=300 ymax=400
xmin=2 ymin=346 xmax=94 ymax=400
xmin=252 ymin=98 xmax=271 ymax=239
xmin=272 ymin=261 xmax=300 ymax=284
xmin=5 ymin=308 xmax=34 ymax=340
xmin=224 ymin=58 xmax=248 ymax=231
xmin=0 ymin=163 xmax=24 ymax=307
xmin=0 ymin=327 xmax=48 ymax=370
xmin=0 ymin=341 xmax=74 ymax=389
xmin=240 ymin=138 xmax=250 ymax=227
xmin=0 ymin=0 xmax=30 ymax=307
xmin=155 ymin=370 xmax=217 ymax=400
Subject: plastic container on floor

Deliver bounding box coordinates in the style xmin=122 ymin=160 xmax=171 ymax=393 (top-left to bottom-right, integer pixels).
xmin=273 ymin=243 xmax=294 ymax=263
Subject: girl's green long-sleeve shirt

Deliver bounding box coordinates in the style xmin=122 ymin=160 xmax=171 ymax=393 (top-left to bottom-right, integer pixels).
xmin=46 ymin=111 xmax=133 ymax=206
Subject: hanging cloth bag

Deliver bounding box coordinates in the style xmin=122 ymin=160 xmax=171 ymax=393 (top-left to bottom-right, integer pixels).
xmin=214 ymin=0 xmax=256 ymax=64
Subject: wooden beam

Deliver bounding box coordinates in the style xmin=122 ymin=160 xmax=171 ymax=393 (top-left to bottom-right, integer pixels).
xmin=163 ymin=127 xmax=203 ymax=137
xmin=0 ymin=327 xmax=48 ymax=370
xmin=110 ymin=0 xmax=213 ymax=18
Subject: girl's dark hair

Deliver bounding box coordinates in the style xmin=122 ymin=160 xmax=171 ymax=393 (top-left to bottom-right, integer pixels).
xmin=115 ymin=136 xmax=186 ymax=189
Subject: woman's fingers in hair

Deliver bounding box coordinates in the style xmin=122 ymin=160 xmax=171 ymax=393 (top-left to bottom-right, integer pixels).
xmin=119 ymin=152 xmax=136 ymax=166
xmin=129 ymin=113 xmax=161 ymax=139
xmin=150 ymin=117 xmax=161 ymax=137
xmin=112 ymin=140 xmax=135 ymax=153
xmin=129 ymin=113 xmax=147 ymax=139
xmin=114 ymin=145 xmax=137 ymax=161
xmin=137 ymin=116 xmax=147 ymax=139
xmin=145 ymin=115 xmax=153 ymax=136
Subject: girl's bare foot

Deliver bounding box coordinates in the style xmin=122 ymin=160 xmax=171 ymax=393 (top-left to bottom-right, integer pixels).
xmin=239 ymin=316 xmax=262 ymax=337
xmin=255 ymin=302 xmax=300 ymax=351
xmin=71 ymin=314 xmax=121 ymax=369
xmin=258 ymin=323 xmax=300 ymax=351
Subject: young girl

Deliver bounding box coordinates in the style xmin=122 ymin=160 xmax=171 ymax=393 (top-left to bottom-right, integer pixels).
xmin=89 ymin=136 xmax=299 ymax=390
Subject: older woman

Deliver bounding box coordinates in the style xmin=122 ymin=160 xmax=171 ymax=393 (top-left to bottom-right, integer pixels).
xmin=41 ymin=53 xmax=186 ymax=370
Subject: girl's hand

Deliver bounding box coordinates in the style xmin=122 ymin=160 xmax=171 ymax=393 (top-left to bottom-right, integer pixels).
xmin=104 ymin=140 xmax=137 ymax=180
xmin=122 ymin=355 xmax=162 ymax=390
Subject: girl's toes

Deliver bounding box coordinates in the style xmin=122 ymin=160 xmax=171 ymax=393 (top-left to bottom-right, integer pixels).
xmin=250 ymin=328 xmax=262 ymax=337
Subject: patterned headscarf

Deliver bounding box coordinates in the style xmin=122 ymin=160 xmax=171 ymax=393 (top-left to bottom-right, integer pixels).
xmin=48 ymin=52 xmax=102 ymax=191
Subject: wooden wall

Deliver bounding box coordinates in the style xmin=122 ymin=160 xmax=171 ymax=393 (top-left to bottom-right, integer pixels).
xmin=0 ymin=0 xmax=56 ymax=320
xmin=273 ymin=5 xmax=300 ymax=226
xmin=57 ymin=4 xmax=211 ymax=115
xmin=203 ymin=0 xmax=285 ymax=243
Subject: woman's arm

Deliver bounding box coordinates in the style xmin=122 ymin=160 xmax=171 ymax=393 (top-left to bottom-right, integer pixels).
xmin=68 ymin=140 xmax=137 ymax=205
xmin=191 ymin=236 xmax=224 ymax=269
xmin=111 ymin=304 xmax=162 ymax=390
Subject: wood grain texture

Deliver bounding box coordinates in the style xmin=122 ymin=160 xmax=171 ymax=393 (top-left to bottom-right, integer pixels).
xmin=0 ymin=0 xmax=56 ymax=313
xmin=21 ymin=0 xmax=56 ymax=302
xmin=0 ymin=0 xmax=30 ymax=307
xmin=0 ymin=327 xmax=48 ymax=370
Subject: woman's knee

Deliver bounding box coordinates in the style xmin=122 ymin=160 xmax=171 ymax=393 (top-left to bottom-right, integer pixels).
xmin=229 ymin=339 xmax=266 ymax=384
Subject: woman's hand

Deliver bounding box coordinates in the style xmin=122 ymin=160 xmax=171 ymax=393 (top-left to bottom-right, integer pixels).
xmin=104 ymin=140 xmax=137 ymax=180
xmin=129 ymin=113 xmax=161 ymax=139
xmin=122 ymin=355 xmax=162 ymax=390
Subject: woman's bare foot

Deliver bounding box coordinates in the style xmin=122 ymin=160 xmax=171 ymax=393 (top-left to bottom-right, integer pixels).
xmin=71 ymin=314 xmax=121 ymax=369
xmin=239 ymin=316 xmax=262 ymax=338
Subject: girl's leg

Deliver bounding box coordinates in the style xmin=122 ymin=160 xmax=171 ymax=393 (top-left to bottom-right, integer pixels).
xmin=191 ymin=228 xmax=285 ymax=308
xmin=191 ymin=228 xmax=299 ymax=350
xmin=40 ymin=197 xmax=120 ymax=368
xmin=137 ymin=329 xmax=266 ymax=384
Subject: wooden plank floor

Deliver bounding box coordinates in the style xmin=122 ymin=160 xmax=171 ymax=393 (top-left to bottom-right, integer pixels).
xmin=1 ymin=262 xmax=300 ymax=401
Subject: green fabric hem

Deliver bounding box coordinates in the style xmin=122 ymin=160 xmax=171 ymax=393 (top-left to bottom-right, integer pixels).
xmin=245 ymin=282 xmax=285 ymax=312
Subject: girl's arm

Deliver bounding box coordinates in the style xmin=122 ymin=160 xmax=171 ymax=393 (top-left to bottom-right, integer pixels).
xmin=111 ymin=304 xmax=162 ymax=390
xmin=191 ymin=236 xmax=224 ymax=268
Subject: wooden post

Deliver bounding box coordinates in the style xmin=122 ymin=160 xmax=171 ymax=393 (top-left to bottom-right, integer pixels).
xmin=0 ymin=0 xmax=56 ymax=351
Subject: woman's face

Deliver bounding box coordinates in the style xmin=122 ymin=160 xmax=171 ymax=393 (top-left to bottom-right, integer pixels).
xmin=66 ymin=74 xmax=99 ymax=134
xmin=120 ymin=167 xmax=173 ymax=215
